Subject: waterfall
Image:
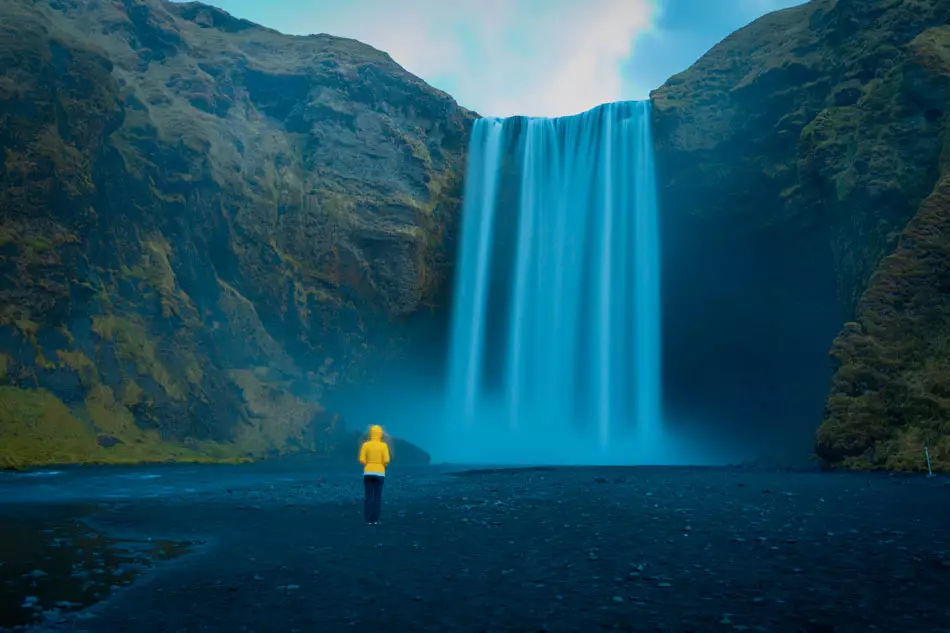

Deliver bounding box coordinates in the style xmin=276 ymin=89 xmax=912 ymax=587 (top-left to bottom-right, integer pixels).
xmin=445 ymin=101 xmax=661 ymax=463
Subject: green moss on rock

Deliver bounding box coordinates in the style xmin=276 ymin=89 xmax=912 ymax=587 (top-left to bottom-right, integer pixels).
xmin=91 ymin=314 xmax=189 ymax=401
xmin=0 ymin=0 xmax=466 ymax=469
xmin=0 ymin=386 xmax=99 ymax=470
xmin=651 ymin=0 xmax=950 ymax=471
xmin=816 ymin=172 xmax=950 ymax=471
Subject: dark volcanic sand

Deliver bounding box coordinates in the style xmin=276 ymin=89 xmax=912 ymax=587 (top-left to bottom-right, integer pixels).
xmin=2 ymin=465 xmax=949 ymax=633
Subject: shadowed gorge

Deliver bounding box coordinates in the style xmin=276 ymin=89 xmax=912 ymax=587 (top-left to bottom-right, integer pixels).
xmin=1 ymin=0 xmax=949 ymax=473
xmin=338 ymin=0 xmax=950 ymax=471
xmin=651 ymin=0 xmax=950 ymax=470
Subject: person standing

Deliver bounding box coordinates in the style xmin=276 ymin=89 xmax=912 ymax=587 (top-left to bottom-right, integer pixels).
xmin=358 ymin=425 xmax=390 ymax=525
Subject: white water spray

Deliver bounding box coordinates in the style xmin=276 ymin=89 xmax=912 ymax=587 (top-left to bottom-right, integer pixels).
xmin=445 ymin=101 xmax=662 ymax=463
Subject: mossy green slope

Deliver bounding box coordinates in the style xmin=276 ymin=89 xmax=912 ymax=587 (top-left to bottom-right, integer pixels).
xmin=0 ymin=0 xmax=470 ymax=468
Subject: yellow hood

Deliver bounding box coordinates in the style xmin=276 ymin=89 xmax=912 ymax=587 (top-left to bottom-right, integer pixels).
xmin=360 ymin=425 xmax=390 ymax=475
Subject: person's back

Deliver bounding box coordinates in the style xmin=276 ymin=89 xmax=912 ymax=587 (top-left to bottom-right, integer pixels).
xmin=358 ymin=425 xmax=390 ymax=525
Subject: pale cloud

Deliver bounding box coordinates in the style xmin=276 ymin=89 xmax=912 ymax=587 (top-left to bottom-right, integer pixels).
xmin=185 ymin=0 xmax=805 ymax=118
xmin=203 ymin=0 xmax=659 ymax=118
xmin=488 ymin=0 xmax=659 ymax=117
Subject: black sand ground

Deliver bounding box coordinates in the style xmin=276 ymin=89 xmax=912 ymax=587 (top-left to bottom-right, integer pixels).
xmin=2 ymin=465 xmax=949 ymax=633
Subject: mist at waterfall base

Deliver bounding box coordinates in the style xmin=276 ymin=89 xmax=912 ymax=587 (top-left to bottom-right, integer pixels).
xmin=332 ymin=101 xmax=756 ymax=467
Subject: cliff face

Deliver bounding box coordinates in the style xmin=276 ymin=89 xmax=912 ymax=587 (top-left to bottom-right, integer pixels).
xmin=652 ymin=0 xmax=950 ymax=468
xmin=0 ymin=0 xmax=470 ymax=468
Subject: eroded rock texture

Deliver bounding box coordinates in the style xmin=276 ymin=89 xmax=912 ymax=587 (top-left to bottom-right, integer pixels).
xmin=652 ymin=0 xmax=950 ymax=469
xmin=0 ymin=0 xmax=469 ymax=468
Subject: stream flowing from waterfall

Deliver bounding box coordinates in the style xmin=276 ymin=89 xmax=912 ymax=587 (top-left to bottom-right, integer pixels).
xmin=444 ymin=101 xmax=662 ymax=463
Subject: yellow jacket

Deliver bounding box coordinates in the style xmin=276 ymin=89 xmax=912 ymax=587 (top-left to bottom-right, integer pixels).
xmin=359 ymin=425 xmax=390 ymax=475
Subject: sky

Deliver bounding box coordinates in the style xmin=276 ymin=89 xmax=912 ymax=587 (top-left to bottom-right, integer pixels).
xmin=185 ymin=0 xmax=806 ymax=118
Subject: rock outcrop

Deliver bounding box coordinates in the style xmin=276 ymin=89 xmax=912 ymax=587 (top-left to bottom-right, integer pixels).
xmin=0 ymin=0 xmax=472 ymax=468
xmin=652 ymin=0 xmax=950 ymax=469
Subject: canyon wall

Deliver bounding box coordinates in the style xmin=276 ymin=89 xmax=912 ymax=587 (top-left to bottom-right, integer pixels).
xmin=652 ymin=0 xmax=950 ymax=469
xmin=0 ymin=0 xmax=472 ymax=468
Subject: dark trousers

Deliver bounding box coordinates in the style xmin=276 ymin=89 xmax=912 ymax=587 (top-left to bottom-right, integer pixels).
xmin=363 ymin=475 xmax=384 ymax=523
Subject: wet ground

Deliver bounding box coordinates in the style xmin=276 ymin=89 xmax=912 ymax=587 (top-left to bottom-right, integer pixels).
xmin=0 ymin=506 xmax=192 ymax=628
xmin=1 ymin=462 xmax=948 ymax=632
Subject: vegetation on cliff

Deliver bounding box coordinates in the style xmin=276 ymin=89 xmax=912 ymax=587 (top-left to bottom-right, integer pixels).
xmin=815 ymin=23 xmax=950 ymax=470
xmin=652 ymin=0 xmax=950 ymax=469
xmin=0 ymin=0 xmax=468 ymax=468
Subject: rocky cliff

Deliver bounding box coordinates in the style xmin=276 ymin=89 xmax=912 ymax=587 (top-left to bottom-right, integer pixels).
xmin=652 ymin=0 xmax=950 ymax=469
xmin=0 ymin=0 xmax=470 ymax=468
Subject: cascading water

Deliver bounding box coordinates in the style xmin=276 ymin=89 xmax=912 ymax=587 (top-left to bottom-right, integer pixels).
xmin=444 ymin=101 xmax=661 ymax=464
